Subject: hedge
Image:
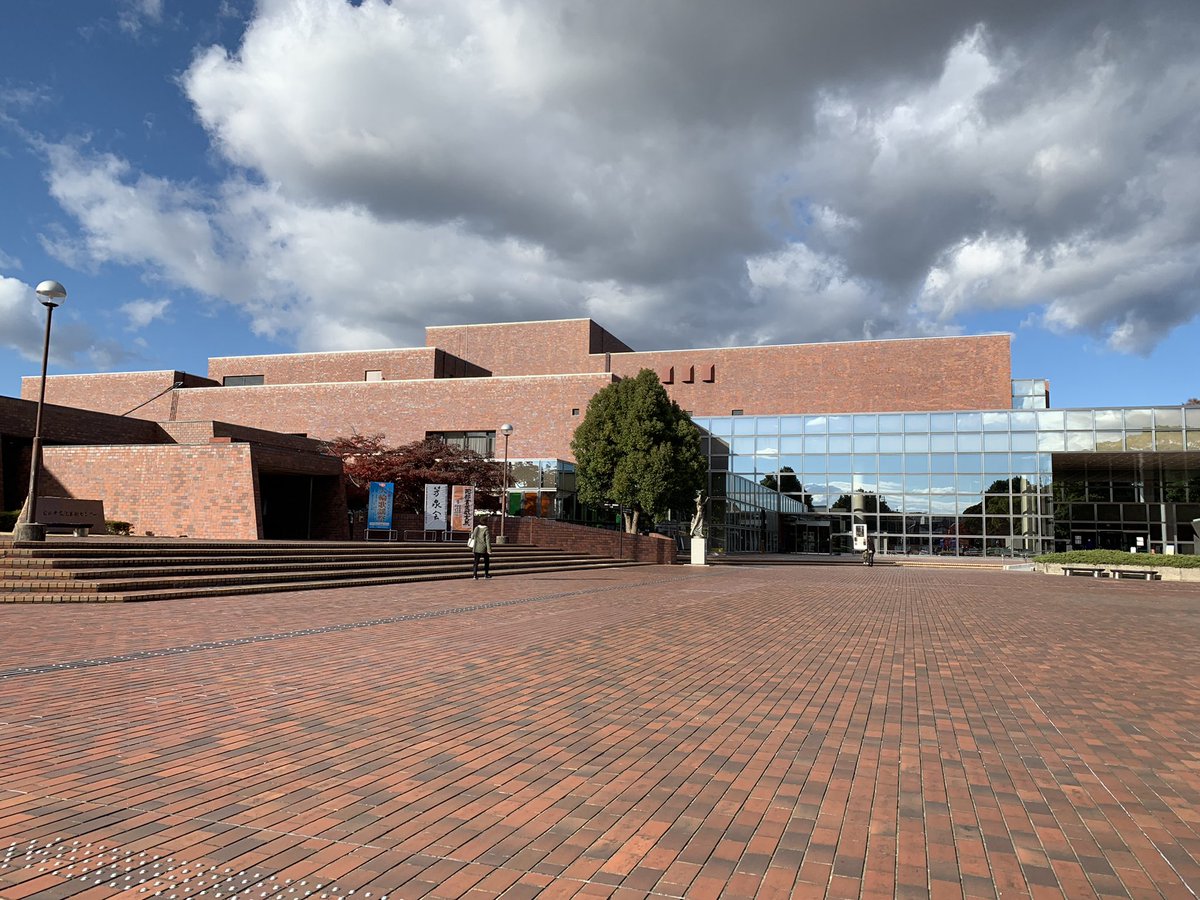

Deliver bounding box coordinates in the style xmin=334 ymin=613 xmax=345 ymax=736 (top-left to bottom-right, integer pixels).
xmin=1035 ymin=549 xmax=1200 ymax=569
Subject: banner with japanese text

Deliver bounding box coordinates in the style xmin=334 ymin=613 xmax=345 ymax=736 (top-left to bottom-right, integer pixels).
xmin=450 ymin=485 xmax=475 ymax=532
xmin=424 ymin=484 xmax=449 ymax=531
xmin=367 ymin=481 xmax=394 ymax=531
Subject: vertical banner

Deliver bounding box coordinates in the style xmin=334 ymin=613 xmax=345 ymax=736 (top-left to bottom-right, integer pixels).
xmin=367 ymin=482 xmax=394 ymax=531
xmin=424 ymin=484 xmax=449 ymax=531
xmin=450 ymin=485 xmax=475 ymax=532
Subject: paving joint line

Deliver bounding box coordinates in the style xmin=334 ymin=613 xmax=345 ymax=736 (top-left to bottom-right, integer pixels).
xmin=0 ymin=570 xmax=716 ymax=681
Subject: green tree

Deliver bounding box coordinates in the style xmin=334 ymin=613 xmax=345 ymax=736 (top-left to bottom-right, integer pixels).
xmin=571 ymin=368 xmax=706 ymax=533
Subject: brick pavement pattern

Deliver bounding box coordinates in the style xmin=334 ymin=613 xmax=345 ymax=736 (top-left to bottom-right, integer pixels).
xmin=2 ymin=565 xmax=1199 ymax=898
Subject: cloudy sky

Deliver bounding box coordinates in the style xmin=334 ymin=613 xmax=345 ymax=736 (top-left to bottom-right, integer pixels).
xmin=2 ymin=0 xmax=1198 ymax=407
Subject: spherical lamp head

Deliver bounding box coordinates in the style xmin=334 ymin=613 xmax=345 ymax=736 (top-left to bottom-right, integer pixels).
xmin=35 ymin=280 xmax=67 ymax=308
xmin=500 ymin=423 xmax=514 ymax=436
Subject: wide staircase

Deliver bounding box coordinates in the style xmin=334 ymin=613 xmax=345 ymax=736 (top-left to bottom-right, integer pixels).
xmin=0 ymin=538 xmax=650 ymax=603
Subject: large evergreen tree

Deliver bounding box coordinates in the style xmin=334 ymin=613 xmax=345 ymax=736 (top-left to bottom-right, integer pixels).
xmin=571 ymin=368 xmax=706 ymax=533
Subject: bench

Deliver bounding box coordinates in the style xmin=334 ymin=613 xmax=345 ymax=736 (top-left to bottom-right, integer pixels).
xmin=1063 ymin=566 xmax=1108 ymax=577
xmin=1110 ymin=569 xmax=1161 ymax=580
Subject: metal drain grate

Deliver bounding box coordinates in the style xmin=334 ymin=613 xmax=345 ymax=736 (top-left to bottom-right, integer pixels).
xmin=3 ymin=838 xmax=386 ymax=897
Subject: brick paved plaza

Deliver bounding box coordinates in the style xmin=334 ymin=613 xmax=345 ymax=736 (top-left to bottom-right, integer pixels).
xmin=2 ymin=565 xmax=1199 ymax=899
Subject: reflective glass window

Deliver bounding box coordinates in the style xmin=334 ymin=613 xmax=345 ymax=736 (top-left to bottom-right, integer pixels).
xmin=983 ymin=453 xmax=1010 ymax=474
xmin=852 ymin=415 xmax=877 ymax=432
xmin=1036 ymin=410 xmax=1065 ymax=430
xmin=781 ymin=416 xmax=804 ymax=433
xmin=930 ymin=434 xmax=955 ymax=452
xmin=827 ymin=454 xmax=852 ymax=472
xmin=1011 ymin=453 xmax=1038 ymax=476
xmin=1157 ymin=431 xmax=1185 ymax=451
xmin=828 ymin=435 xmax=852 ymax=453
xmin=904 ymin=498 xmax=931 ymax=517
xmin=730 ymin=455 xmax=757 ymax=473
xmin=692 ymin=417 xmax=712 ymax=430
xmin=1011 ymin=432 xmax=1037 ymax=452
xmin=904 ymin=413 xmax=930 ymax=431
xmin=1095 ymin=431 xmax=1124 ymax=451
xmin=878 ymin=454 xmax=903 ymax=473
xmin=802 ymin=435 xmax=826 ymax=453
xmin=804 ymin=415 xmax=828 ymax=433
xmin=1154 ymin=409 xmax=1182 ymax=429
xmin=1186 ymin=407 xmax=1200 ymax=428
xmin=878 ymin=414 xmax=903 ymax=432
xmin=755 ymin=437 xmax=779 ymax=455
xmin=708 ymin=417 xmax=734 ymax=435
xmin=1066 ymin=411 xmax=1094 ymax=430
xmin=931 ymin=454 xmax=956 ymax=473
xmin=853 ymin=454 xmax=878 ymax=473
xmin=1123 ymin=409 xmax=1152 ymax=430
xmin=828 ymin=415 xmax=852 ymax=433
xmin=711 ymin=456 xmax=729 ymax=472
xmin=983 ymin=432 xmax=1009 ymax=452
xmin=957 ymin=454 xmax=982 ymax=473
xmin=1010 ymin=412 xmax=1037 ymax=431
xmin=879 ymin=434 xmax=904 ymax=452
xmin=930 ymin=413 xmax=956 ymax=432
xmin=957 ymin=413 xmax=982 ymax=432
xmin=905 ymin=454 xmax=930 ymax=474
xmin=827 ymin=475 xmax=852 ymax=493
xmin=757 ymin=417 xmax=780 ymax=435
xmin=1126 ymin=431 xmax=1153 ymax=451
xmin=733 ymin=417 xmax=756 ymax=435
xmin=957 ymin=474 xmax=982 ymax=494
xmin=1012 ymin=379 xmax=1036 ymax=393
xmin=781 ymin=436 xmax=804 ymax=453
xmin=930 ymin=474 xmax=957 ymax=492
xmin=1094 ymin=410 xmax=1123 ymax=430
xmin=957 ymin=433 xmax=982 ymax=452
xmin=778 ymin=455 xmax=803 ymax=473
xmin=799 ymin=454 xmax=825 ymax=474
xmin=904 ymin=434 xmax=929 ymax=452
xmin=732 ymin=437 xmax=756 ymax=455
xmin=905 ymin=474 xmax=930 ymax=492
xmin=878 ymin=477 xmax=903 ymax=495
xmin=853 ymin=435 xmax=877 ymax=453
xmin=1035 ymin=432 xmax=1063 ymax=452
xmin=982 ymin=412 xmax=1009 ymax=431
xmin=852 ymin=474 xmax=878 ymax=492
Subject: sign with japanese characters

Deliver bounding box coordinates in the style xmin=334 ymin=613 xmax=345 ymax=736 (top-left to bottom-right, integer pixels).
xmin=367 ymin=482 xmax=394 ymax=531
xmin=450 ymin=485 xmax=475 ymax=532
xmin=424 ymin=484 xmax=448 ymax=531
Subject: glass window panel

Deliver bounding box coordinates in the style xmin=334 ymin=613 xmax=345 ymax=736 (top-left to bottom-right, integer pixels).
xmin=1157 ymin=431 xmax=1185 ymax=451
xmin=709 ymin=417 xmax=734 ymax=436
xmin=1190 ymin=433 xmax=1200 ymax=451
xmin=733 ymin=417 xmax=756 ymax=435
xmin=904 ymin=413 xmax=930 ymax=431
xmin=732 ymin=437 xmax=756 ymax=454
xmin=780 ymin=436 xmax=804 ymax=453
xmin=692 ymin=417 xmax=712 ymax=430
xmin=931 ymin=454 xmax=956 ymax=473
xmin=957 ymin=474 xmax=983 ymax=494
xmin=1126 ymin=431 xmax=1153 ymax=451
xmin=905 ymin=474 xmax=930 ymax=492
xmin=1010 ymin=432 xmax=1037 ymax=452
xmin=802 ymin=435 xmax=826 ymax=453
xmin=799 ymin=454 xmax=825 ymax=474
xmin=1012 ymin=379 xmax=1035 ymax=393
xmin=1123 ymin=409 xmax=1152 ymax=430
xmin=982 ymin=412 xmax=1010 ymax=431
xmin=853 ymin=415 xmax=878 ymax=432
xmin=879 ymin=434 xmax=904 ymax=452
xmin=853 ymin=454 xmax=878 ymax=473
xmin=755 ymin=437 xmax=779 ymax=455
xmin=731 ymin=455 xmax=757 ymax=473
xmin=957 ymin=454 xmax=982 ymax=473
xmin=828 ymin=434 xmax=852 ymax=453
xmin=853 ymin=435 xmax=877 ymax=453
xmin=827 ymin=454 xmax=852 ymax=472
xmin=983 ymin=432 xmax=1009 ymax=452
xmin=1036 ymin=434 xmax=1065 ymax=453
xmin=904 ymin=434 xmax=929 ymax=452
xmin=905 ymin=506 xmax=931 ymax=524
xmin=878 ymin=477 xmax=903 ymax=495
xmin=1011 ymin=453 xmax=1038 ymax=475
xmin=878 ymin=454 xmax=903 ymax=473
xmin=957 ymin=413 xmax=982 ymax=432
xmin=957 ymin=433 xmax=982 ymax=452
xmin=1066 ymin=431 xmax=1095 ymax=451
xmin=1186 ymin=407 xmax=1200 ymax=428
xmin=781 ymin=416 xmax=804 ymax=433
xmin=755 ymin=417 xmax=778 ymax=435
xmin=853 ymin=474 xmax=878 ymax=492
xmin=1095 ymin=431 xmax=1124 ymax=451
xmin=1094 ymin=410 xmax=1123 ymax=430
xmin=804 ymin=415 xmax=828 ymax=433
xmin=828 ymin=415 xmax=852 ymax=433
xmin=1153 ymin=408 xmax=1182 ymax=429
xmin=711 ymin=456 xmax=729 ymax=471
xmin=827 ymin=474 xmax=853 ymax=493
xmin=984 ymin=453 xmax=1010 ymax=474
xmin=905 ymin=455 xmax=929 ymax=474
xmin=930 ymin=433 xmax=955 ymax=452
xmin=777 ymin=455 xmax=803 ymax=473
xmin=1010 ymin=412 xmax=1037 ymax=430
xmin=929 ymin=413 xmax=956 ymax=432
xmin=878 ymin=414 xmax=903 ymax=432
xmin=1065 ymin=410 xmax=1094 ymax=430
xmin=930 ymin=474 xmax=957 ymax=492
xmin=1036 ymin=410 xmax=1065 ymax=430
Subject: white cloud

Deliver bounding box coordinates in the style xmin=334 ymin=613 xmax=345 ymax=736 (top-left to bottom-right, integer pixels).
xmin=121 ymin=298 xmax=171 ymax=330
xmin=118 ymin=0 xmax=164 ymax=35
xmin=36 ymin=0 xmax=1200 ymax=356
xmin=0 ymin=272 xmax=135 ymax=370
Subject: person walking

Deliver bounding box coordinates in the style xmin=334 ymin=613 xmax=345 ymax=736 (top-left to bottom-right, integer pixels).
xmin=863 ymin=534 xmax=876 ymax=567
xmin=469 ymin=520 xmax=492 ymax=579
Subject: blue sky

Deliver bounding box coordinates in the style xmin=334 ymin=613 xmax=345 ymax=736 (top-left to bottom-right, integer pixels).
xmin=2 ymin=0 xmax=1198 ymax=410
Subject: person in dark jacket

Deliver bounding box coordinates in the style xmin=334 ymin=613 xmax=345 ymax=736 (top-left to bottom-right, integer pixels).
xmin=863 ymin=535 xmax=876 ymax=567
xmin=469 ymin=521 xmax=492 ymax=579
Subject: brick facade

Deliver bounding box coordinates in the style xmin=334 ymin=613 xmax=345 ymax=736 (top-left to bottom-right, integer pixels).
xmin=20 ymin=370 xmax=218 ymax=421
xmin=208 ymin=347 xmax=488 ymax=386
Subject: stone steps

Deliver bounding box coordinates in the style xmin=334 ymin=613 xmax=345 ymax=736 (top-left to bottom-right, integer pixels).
xmin=0 ymin=538 xmax=648 ymax=602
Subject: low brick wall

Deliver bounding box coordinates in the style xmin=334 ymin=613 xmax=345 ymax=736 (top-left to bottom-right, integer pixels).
xmin=493 ymin=516 xmax=676 ymax=565
xmin=1037 ymin=562 xmax=1200 ymax=582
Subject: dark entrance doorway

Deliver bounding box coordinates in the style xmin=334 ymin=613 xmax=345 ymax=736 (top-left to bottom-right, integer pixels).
xmin=259 ymin=472 xmax=316 ymax=539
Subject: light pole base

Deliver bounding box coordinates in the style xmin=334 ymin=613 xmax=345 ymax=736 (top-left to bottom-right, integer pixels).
xmin=13 ymin=522 xmax=46 ymax=542
xmin=496 ymin=535 xmax=508 ymax=544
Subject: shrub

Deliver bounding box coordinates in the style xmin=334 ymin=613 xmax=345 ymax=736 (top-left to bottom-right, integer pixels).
xmin=105 ymin=520 xmax=133 ymax=536
xmin=0 ymin=510 xmax=19 ymax=532
xmin=1035 ymin=549 xmax=1200 ymax=569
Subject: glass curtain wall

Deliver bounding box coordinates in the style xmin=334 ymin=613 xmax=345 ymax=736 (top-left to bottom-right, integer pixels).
xmin=694 ymin=406 xmax=1200 ymax=557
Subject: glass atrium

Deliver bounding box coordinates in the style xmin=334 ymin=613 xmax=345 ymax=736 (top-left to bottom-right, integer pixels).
xmin=693 ymin=402 xmax=1200 ymax=558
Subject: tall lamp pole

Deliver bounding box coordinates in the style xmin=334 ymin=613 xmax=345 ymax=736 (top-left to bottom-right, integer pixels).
xmin=499 ymin=423 xmax=514 ymax=542
xmin=14 ymin=280 xmax=68 ymax=543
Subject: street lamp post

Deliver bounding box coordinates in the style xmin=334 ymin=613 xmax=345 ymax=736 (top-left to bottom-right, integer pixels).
xmin=14 ymin=280 xmax=68 ymax=543
xmin=499 ymin=423 xmax=514 ymax=543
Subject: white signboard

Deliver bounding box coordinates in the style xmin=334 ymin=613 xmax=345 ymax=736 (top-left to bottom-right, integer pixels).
xmin=424 ymin=484 xmax=449 ymax=531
